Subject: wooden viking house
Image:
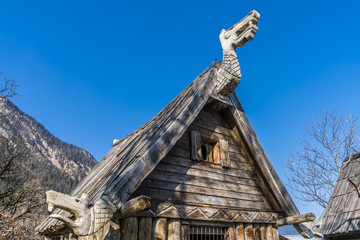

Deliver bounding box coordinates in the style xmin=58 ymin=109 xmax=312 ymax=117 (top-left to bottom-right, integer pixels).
xmin=36 ymin=10 xmax=315 ymax=240
xmin=320 ymin=153 xmax=360 ymax=240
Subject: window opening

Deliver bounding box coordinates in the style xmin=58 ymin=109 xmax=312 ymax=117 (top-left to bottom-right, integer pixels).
xmin=199 ymin=140 xmax=219 ymax=164
xmin=190 ymin=226 xmax=227 ymax=240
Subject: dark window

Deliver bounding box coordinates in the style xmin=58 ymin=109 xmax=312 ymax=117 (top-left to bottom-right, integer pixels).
xmin=190 ymin=226 xmax=227 ymax=240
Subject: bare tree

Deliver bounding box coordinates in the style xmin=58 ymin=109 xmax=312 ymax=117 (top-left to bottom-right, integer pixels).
xmin=0 ymin=135 xmax=44 ymax=218
xmin=0 ymin=72 xmax=17 ymax=101
xmin=284 ymin=110 xmax=360 ymax=208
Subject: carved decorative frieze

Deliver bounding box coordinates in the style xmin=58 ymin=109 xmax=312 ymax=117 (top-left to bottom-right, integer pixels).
xmin=137 ymin=203 xmax=279 ymax=223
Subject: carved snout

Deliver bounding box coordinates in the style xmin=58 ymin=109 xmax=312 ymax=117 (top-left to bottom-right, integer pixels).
xmin=220 ymin=10 xmax=260 ymax=53
xmin=45 ymin=190 xmax=92 ymax=235
xmin=46 ymin=190 xmax=89 ymax=216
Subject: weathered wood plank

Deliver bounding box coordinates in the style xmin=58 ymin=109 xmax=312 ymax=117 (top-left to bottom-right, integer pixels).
xmin=140 ymin=179 xmax=267 ymax=202
xmin=253 ymin=224 xmax=261 ymax=240
xmin=275 ymin=213 xmax=315 ymax=227
xmin=190 ymin=130 xmax=201 ymax=161
xmin=139 ymin=217 xmax=152 ymax=240
xmin=166 ymin=148 xmax=252 ymax=172
xmin=147 ymin=169 xmax=264 ymax=196
xmin=105 ymin=70 xmax=218 ymax=207
xmin=153 ymin=218 xmax=167 ymax=240
xmin=181 ymin=224 xmax=190 ymax=240
xmin=154 ymin=162 xmax=258 ymax=185
xmin=260 ymin=224 xmax=266 ymax=240
xmin=187 ymin=125 xmax=242 ymax=147
xmin=175 ymin=133 xmax=248 ymax=158
xmin=168 ymin=219 xmax=181 ymax=240
xmin=244 ymin=224 xmax=254 ymax=240
xmin=121 ymin=217 xmax=138 ymax=240
xmin=272 ymin=227 xmax=279 ymax=240
xmin=191 ymin=117 xmax=238 ymax=139
xmin=197 ymin=108 xmax=232 ymax=129
xmin=226 ymin=227 xmax=236 ymax=240
xmin=235 ymin=223 xmax=245 ymax=240
xmin=162 ymin=155 xmax=255 ymax=179
xmin=219 ymin=139 xmax=230 ymax=168
xmin=228 ymin=94 xmax=300 ymax=216
xmin=133 ymin=187 xmax=271 ymax=210
xmin=266 ymin=225 xmax=274 ymax=240
xmin=113 ymin=195 xmax=151 ymax=219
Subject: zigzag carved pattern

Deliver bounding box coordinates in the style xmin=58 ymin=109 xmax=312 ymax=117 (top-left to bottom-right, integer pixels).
xmin=144 ymin=204 xmax=278 ymax=223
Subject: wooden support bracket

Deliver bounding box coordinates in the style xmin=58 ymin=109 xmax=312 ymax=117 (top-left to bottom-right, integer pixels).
xmin=276 ymin=213 xmax=315 ymax=227
xmin=113 ymin=195 xmax=151 ymax=219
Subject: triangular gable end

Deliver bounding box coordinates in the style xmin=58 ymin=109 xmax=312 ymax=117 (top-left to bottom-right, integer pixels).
xmin=127 ymin=90 xmax=299 ymax=222
xmin=36 ymin=63 xmax=299 ymax=236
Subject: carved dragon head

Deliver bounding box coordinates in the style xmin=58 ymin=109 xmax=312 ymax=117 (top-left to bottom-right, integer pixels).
xmin=46 ymin=190 xmax=116 ymax=236
xmin=219 ymin=10 xmax=260 ymax=56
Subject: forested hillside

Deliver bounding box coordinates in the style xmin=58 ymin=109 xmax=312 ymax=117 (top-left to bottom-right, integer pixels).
xmin=0 ymin=98 xmax=97 ymax=235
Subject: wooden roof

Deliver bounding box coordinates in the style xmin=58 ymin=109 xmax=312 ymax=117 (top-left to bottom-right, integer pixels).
xmin=320 ymin=153 xmax=360 ymax=237
xmin=36 ymin=63 xmax=299 ymax=234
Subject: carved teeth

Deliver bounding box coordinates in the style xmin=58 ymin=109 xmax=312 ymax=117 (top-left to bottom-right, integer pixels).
xmin=48 ymin=203 xmax=54 ymax=212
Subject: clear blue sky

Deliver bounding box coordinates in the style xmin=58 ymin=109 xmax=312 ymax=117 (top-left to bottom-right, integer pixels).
xmin=1 ymin=0 xmax=360 ymax=217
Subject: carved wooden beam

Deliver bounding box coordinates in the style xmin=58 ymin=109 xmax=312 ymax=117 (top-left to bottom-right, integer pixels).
xmin=216 ymin=10 xmax=260 ymax=98
xmin=275 ymin=213 xmax=315 ymax=227
xmin=45 ymin=190 xmax=150 ymax=239
xmin=112 ymin=195 xmax=151 ymax=219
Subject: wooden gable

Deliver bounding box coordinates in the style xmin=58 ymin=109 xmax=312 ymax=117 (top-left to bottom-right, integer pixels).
xmin=130 ymin=105 xmax=282 ymax=224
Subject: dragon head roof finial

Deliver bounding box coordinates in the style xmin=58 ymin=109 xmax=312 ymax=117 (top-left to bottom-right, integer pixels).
xmin=216 ymin=10 xmax=260 ymax=98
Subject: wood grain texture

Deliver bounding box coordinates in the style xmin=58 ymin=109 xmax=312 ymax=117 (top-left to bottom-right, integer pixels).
xmin=153 ymin=218 xmax=167 ymax=240
xmin=167 ymin=219 xmax=181 ymax=240
xmin=228 ymin=93 xmax=299 ymax=217
xmin=219 ymin=139 xmax=230 ymax=168
xmin=320 ymin=154 xmax=360 ymax=237
xmin=244 ymin=224 xmax=254 ymax=240
xmin=121 ymin=217 xmax=138 ymax=240
xmin=139 ymin=217 xmax=152 ymax=240
xmin=235 ymin=224 xmax=245 ymax=240
xmin=272 ymin=227 xmax=279 ymax=240
xmin=181 ymin=224 xmax=190 ymax=240
xmin=190 ymin=130 xmax=200 ymax=161
xmin=265 ymin=225 xmax=274 ymax=240
xmin=226 ymin=227 xmax=236 ymax=240
xmin=37 ymin=65 xmax=218 ymax=234
xmin=129 ymin=107 xmax=274 ymax=215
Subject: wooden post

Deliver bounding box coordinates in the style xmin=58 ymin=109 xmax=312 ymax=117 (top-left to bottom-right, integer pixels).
xmin=253 ymin=224 xmax=261 ymax=240
xmin=235 ymin=223 xmax=245 ymax=240
xmin=266 ymin=225 xmax=274 ymax=240
xmin=226 ymin=227 xmax=236 ymax=240
xmin=139 ymin=217 xmax=152 ymax=240
xmin=272 ymin=226 xmax=279 ymax=240
xmin=153 ymin=218 xmax=167 ymax=240
xmin=182 ymin=224 xmax=190 ymax=240
xmin=260 ymin=224 xmax=266 ymax=240
xmin=121 ymin=217 xmax=138 ymax=240
xmin=244 ymin=224 xmax=254 ymax=240
xmin=168 ymin=219 xmax=181 ymax=240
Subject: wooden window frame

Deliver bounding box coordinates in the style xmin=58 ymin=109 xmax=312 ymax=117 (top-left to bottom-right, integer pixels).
xmin=191 ymin=130 xmax=230 ymax=168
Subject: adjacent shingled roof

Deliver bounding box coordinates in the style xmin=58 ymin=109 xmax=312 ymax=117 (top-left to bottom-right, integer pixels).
xmin=320 ymin=153 xmax=360 ymax=237
xmin=36 ymin=63 xmax=300 ymax=235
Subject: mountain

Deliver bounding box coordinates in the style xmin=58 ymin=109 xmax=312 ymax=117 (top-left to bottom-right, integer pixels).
xmin=0 ymin=98 xmax=97 ymax=194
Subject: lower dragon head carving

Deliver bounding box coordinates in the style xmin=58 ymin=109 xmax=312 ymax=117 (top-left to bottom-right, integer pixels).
xmin=46 ymin=190 xmax=116 ymax=236
xmin=216 ymin=10 xmax=260 ymax=98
